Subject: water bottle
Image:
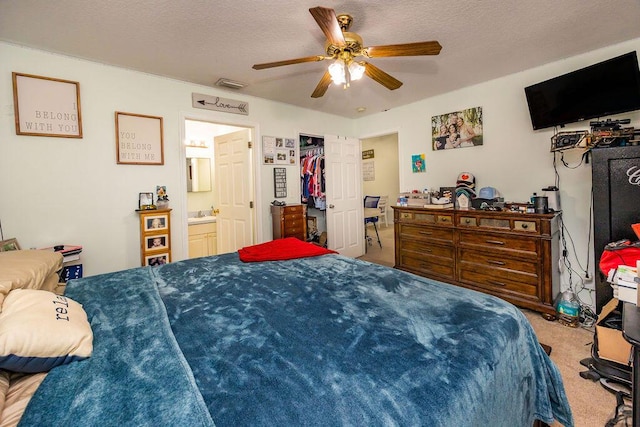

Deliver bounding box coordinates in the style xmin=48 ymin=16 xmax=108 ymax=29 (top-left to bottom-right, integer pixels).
xmin=556 ymin=290 xmax=580 ymax=327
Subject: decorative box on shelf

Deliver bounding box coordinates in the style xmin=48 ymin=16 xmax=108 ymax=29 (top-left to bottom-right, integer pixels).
xmin=39 ymin=244 xmax=83 ymax=283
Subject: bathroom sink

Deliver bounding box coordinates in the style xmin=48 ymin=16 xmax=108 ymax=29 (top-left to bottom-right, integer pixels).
xmin=188 ymin=216 xmax=216 ymax=224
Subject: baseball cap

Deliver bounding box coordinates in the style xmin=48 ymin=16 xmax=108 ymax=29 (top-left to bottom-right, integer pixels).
xmin=456 ymin=172 xmax=475 ymax=189
xmin=478 ymin=187 xmax=500 ymax=199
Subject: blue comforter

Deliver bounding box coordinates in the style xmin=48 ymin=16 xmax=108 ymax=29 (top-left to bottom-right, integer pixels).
xmin=20 ymin=253 xmax=573 ymax=426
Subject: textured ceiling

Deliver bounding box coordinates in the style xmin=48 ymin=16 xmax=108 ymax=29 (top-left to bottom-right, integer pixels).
xmin=2 ymin=0 xmax=640 ymax=118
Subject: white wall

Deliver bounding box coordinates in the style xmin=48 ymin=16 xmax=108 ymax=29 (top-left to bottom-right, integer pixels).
xmin=354 ymin=38 xmax=640 ymax=308
xmin=0 ymin=42 xmax=354 ymax=276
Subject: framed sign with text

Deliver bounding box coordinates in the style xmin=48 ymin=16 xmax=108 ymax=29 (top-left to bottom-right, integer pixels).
xmin=274 ymin=167 xmax=287 ymax=198
xmin=115 ymin=112 xmax=164 ymax=165
xmin=12 ymin=72 xmax=83 ymax=138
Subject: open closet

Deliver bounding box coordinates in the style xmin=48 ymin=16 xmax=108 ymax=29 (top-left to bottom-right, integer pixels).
xmin=300 ymin=134 xmax=327 ymax=247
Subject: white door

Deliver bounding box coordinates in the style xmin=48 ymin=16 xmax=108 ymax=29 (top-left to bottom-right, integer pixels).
xmin=324 ymin=135 xmax=364 ymax=258
xmin=214 ymin=129 xmax=254 ymax=254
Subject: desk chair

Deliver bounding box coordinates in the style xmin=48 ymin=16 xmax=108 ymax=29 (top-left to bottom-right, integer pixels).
xmin=364 ymin=196 xmax=382 ymax=250
xmin=378 ymin=195 xmax=389 ymax=227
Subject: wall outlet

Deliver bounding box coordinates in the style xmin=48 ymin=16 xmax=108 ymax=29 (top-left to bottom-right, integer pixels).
xmin=583 ymin=273 xmax=593 ymax=284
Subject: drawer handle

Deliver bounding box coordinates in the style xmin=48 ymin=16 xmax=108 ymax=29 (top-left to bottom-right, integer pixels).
xmin=521 ymin=223 xmax=528 ymax=229
xmin=485 ymin=239 xmax=505 ymax=245
xmin=440 ymin=217 xmax=450 ymax=222
xmin=487 ymin=260 xmax=505 ymax=266
xmin=464 ymin=219 xmax=471 ymax=224
xmin=488 ymin=280 xmax=506 ymax=287
xmin=419 ymin=231 xmax=433 ymax=236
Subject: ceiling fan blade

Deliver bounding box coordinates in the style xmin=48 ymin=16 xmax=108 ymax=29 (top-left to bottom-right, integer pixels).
xmin=253 ymin=55 xmax=325 ymax=70
xmin=309 ymin=6 xmax=345 ymax=47
xmin=363 ymin=62 xmax=403 ymax=90
xmin=364 ymin=41 xmax=442 ymax=58
xmin=311 ymin=71 xmax=332 ymax=98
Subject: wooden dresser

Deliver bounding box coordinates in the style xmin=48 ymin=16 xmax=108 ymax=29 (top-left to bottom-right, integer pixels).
xmin=271 ymin=204 xmax=307 ymax=241
xmin=393 ymin=206 xmax=560 ymax=318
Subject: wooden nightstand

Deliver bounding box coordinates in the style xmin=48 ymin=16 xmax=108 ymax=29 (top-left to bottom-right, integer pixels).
xmin=271 ymin=204 xmax=307 ymax=241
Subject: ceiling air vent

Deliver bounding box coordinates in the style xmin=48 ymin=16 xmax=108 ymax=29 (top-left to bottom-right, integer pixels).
xmin=215 ymin=78 xmax=247 ymax=89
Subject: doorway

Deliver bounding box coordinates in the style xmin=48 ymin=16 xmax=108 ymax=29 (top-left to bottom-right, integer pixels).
xmin=359 ymin=132 xmax=399 ymax=266
xmin=183 ymin=118 xmax=256 ymax=256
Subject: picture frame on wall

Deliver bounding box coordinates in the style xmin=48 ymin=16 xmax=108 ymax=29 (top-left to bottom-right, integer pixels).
xmin=273 ymin=167 xmax=287 ymax=198
xmin=0 ymin=238 xmax=21 ymax=252
xmin=12 ymin=72 xmax=83 ymax=138
xmin=116 ymin=112 xmax=164 ymax=165
xmin=431 ymin=106 xmax=483 ymax=150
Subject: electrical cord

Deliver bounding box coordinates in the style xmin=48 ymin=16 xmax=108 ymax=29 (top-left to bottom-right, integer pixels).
xmin=559 ymin=151 xmax=587 ymax=169
xmin=553 ymin=151 xmax=598 ymax=324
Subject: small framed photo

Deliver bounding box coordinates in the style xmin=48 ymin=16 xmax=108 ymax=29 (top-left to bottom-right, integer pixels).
xmin=0 ymin=238 xmax=21 ymax=252
xmin=116 ymin=111 xmax=164 ymax=165
xmin=12 ymin=72 xmax=83 ymax=138
xmin=144 ymin=213 xmax=168 ymax=231
xmin=139 ymin=192 xmax=154 ymax=210
xmin=145 ymin=253 xmax=169 ymax=266
xmin=146 ymin=234 xmax=168 ymax=250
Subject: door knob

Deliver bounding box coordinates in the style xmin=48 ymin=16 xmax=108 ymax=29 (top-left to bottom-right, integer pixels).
xmin=329 ymin=204 xmax=335 ymax=209
xmin=213 ymin=209 xmax=220 ymax=214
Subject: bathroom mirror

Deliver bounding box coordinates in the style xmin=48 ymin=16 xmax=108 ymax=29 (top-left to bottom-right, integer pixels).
xmin=186 ymin=157 xmax=212 ymax=192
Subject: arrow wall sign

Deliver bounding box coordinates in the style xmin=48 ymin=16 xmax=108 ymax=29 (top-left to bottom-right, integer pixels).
xmin=192 ymin=93 xmax=249 ymax=115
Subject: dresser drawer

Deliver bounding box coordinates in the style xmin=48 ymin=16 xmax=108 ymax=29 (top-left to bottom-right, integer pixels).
xmin=284 ymin=230 xmax=305 ymax=239
xmin=458 ymin=248 xmax=538 ymax=275
xmin=458 ymin=216 xmax=478 ymax=227
xmin=284 ymin=205 xmax=304 ymax=214
xmin=400 ymin=251 xmax=454 ymax=280
xmin=397 ymin=210 xmax=454 ymax=225
xmin=457 ymin=230 xmax=538 ymax=257
xmin=401 ymin=240 xmax=454 ymax=259
xmin=458 ymin=265 xmax=539 ymax=296
xmin=283 ymin=212 xmax=304 ymax=221
xmin=399 ymin=224 xmax=454 ymax=244
xmin=513 ymin=220 xmax=537 ymax=233
xmin=284 ymin=217 xmax=305 ymax=228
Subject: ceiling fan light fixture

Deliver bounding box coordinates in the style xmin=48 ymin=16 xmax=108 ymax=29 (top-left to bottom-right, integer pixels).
xmin=328 ymin=60 xmax=346 ymax=85
xmin=349 ymin=61 xmax=365 ymax=81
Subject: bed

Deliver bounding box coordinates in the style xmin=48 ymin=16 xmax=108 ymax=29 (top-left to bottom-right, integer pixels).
xmin=5 ymin=241 xmax=573 ymax=426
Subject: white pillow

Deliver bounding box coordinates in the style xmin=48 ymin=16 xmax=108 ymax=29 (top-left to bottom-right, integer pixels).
xmin=0 ymin=289 xmax=93 ymax=373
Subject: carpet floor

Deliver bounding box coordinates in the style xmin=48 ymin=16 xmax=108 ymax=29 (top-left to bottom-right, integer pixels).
xmin=358 ymin=225 xmax=623 ymax=426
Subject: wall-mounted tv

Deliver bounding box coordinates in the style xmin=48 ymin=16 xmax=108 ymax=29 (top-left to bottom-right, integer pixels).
xmin=524 ymin=51 xmax=640 ymax=130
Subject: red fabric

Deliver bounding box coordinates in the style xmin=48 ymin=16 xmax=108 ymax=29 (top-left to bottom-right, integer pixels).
xmin=238 ymin=238 xmax=337 ymax=262
xmin=599 ymin=245 xmax=640 ymax=275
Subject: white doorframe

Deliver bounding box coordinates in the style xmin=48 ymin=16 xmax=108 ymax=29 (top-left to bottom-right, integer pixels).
xmin=178 ymin=112 xmax=262 ymax=259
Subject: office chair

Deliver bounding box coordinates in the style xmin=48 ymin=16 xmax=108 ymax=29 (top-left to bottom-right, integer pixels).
xmin=378 ymin=195 xmax=389 ymax=227
xmin=364 ymin=196 xmax=382 ymax=249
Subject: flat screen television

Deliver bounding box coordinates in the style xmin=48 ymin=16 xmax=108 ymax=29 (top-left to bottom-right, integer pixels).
xmin=524 ymin=51 xmax=640 ymax=130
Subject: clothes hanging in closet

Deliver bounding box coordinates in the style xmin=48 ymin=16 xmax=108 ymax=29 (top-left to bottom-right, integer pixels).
xmin=301 ymin=150 xmax=325 ymax=210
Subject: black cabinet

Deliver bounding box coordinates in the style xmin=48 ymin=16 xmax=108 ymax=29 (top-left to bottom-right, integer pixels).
xmin=592 ymin=146 xmax=640 ymax=313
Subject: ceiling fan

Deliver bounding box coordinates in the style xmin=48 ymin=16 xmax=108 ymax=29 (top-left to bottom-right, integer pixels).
xmin=252 ymin=6 xmax=442 ymax=98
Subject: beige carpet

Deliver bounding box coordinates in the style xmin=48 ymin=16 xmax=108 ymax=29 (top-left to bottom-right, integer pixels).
xmin=358 ymin=225 xmax=621 ymax=426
